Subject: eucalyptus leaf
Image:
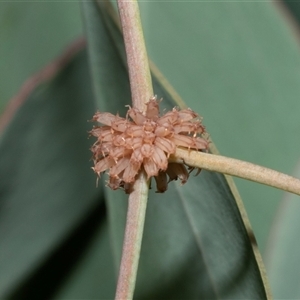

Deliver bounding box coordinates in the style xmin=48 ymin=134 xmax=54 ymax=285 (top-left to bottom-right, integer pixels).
xmin=0 ymin=47 xmax=110 ymax=298
xmin=0 ymin=2 xmax=82 ymax=112
xmin=2 ymin=0 xmax=296 ymax=298
xmin=82 ymin=1 xmax=269 ymax=299
xmin=55 ymin=213 xmax=116 ymax=299
xmin=140 ymin=1 xmax=300 ymax=253
xmin=265 ymin=160 xmax=300 ymax=299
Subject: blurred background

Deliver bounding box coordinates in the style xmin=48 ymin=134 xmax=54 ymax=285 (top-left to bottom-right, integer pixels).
xmin=1 ymin=0 xmax=300 ymax=298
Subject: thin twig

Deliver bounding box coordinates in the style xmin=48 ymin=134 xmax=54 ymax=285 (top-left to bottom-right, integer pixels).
xmin=171 ymin=148 xmax=300 ymax=196
xmin=115 ymin=1 xmax=153 ymax=300
xmin=118 ymin=0 xmax=153 ymax=111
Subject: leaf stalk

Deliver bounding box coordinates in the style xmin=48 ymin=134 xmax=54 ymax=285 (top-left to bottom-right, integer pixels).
xmin=171 ymin=148 xmax=300 ymax=196
xmin=115 ymin=0 xmax=153 ymax=299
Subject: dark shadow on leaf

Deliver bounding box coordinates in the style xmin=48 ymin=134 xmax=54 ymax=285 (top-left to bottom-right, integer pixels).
xmin=135 ymin=228 xmax=257 ymax=300
xmin=8 ymin=195 xmax=106 ymax=300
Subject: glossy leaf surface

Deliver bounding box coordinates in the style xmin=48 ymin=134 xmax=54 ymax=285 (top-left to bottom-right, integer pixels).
xmin=2 ymin=0 xmax=300 ymax=298
xmin=0 ymin=46 xmax=114 ymax=299
xmin=265 ymin=161 xmax=300 ymax=299
xmin=0 ymin=2 xmax=82 ymax=112
xmin=141 ymin=1 xmax=300 ymax=252
xmin=82 ymin=2 xmax=268 ymax=299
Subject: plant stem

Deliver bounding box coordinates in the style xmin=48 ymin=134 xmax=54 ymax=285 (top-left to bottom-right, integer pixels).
xmin=115 ymin=172 xmax=149 ymax=300
xmin=115 ymin=1 xmax=153 ymax=300
xmin=118 ymin=0 xmax=153 ymax=111
xmin=171 ymin=148 xmax=300 ymax=196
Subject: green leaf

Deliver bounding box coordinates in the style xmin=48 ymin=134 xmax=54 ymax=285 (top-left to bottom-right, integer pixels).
xmin=0 ymin=2 xmax=82 ymax=112
xmin=82 ymin=2 xmax=269 ymax=299
xmin=55 ymin=214 xmax=116 ymax=299
xmin=0 ymin=45 xmax=114 ymax=298
xmin=4 ymin=0 xmax=298 ymax=298
xmin=281 ymin=0 xmax=300 ymax=26
xmin=265 ymin=160 xmax=300 ymax=299
xmin=141 ymin=1 xmax=300 ymax=253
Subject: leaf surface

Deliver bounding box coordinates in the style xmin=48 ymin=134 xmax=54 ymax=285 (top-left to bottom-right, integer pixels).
xmin=0 ymin=42 xmax=114 ymax=298
xmin=82 ymin=2 xmax=269 ymax=299
xmin=265 ymin=160 xmax=300 ymax=299
xmin=140 ymin=1 xmax=300 ymax=253
xmin=0 ymin=1 xmax=82 ymax=112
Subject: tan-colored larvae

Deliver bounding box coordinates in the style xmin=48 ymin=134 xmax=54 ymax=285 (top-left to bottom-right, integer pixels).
xmin=93 ymin=157 xmax=116 ymax=175
xmin=154 ymin=137 xmax=176 ymax=154
xmin=155 ymin=123 xmax=174 ymax=137
xmin=123 ymin=161 xmax=141 ymax=183
xmin=141 ymin=144 xmax=154 ymax=158
xmin=127 ymin=107 xmax=146 ymax=125
xmin=111 ymin=117 xmax=128 ymax=132
xmin=109 ymin=147 xmax=130 ymax=160
xmin=90 ymin=97 xmax=208 ymax=192
xmin=171 ymin=134 xmax=207 ymax=151
xmin=131 ymin=148 xmax=144 ymax=163
xmin=173 ymin=122 xmax=204 ymax=134
xmin=113 ymin=134 xmax=126 ymax=147
xmin=126 ymin=137 xmax=143 ymax=150
xmin=143 ymin=157 xmax=159 ymax=178
xmin=93 ymin=112 xmax=118 ymax=126
xmin=157 ymin=110 xmax=178 ymax=125
xmin=194 ymin=137 xmax=209 ymax=150
xmin=109 ymin=156 xmax=131 ymax=178
xmin=143 ymin=132 xmax=156 ymax=144
xmin=152 ymin=146 xmax=168 ymax=171
xmin=145 ymin=96 xmax=160 ymax=120
xmin=143 ymin=119 xmax=157 ymax=132
xmin=89 ymin=126 xmax=109 ymax=137
xmin=177 ymin=109 xmax=198 ymax=122
xmin=91 ymin=143 xmax=111 ymax=159
xmin=125 ymin=124 xmax=145 ymax=138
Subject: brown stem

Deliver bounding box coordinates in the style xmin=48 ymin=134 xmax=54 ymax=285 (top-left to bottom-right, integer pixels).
xmin=115 ymin=1 xmax=153 ymax=300
xmin=117 ymin=0 xmax=153 ymax=111
xmin=115 ymin=171 xmax=149 ymax=300
xmin=171 ymin=148 xmax=300 ymax=196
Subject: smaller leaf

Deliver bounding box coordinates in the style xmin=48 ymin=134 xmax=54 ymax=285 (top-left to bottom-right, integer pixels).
xmin=0 ymin=44 xmax=102 ymax=298
xmin=265 ymin=159 xmax=300 ymax=299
